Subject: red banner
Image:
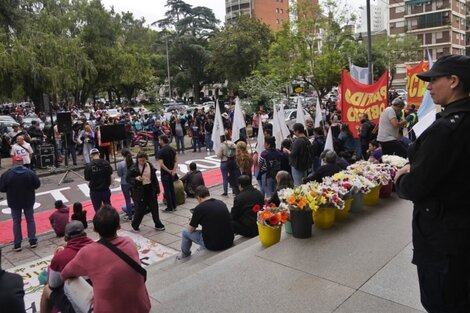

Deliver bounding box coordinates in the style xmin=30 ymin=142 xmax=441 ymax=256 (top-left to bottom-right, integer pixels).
xmin=341 ymin=69 xmax=389 ymax=137
xmin=406 ymin=61 xmax=429 ymax=109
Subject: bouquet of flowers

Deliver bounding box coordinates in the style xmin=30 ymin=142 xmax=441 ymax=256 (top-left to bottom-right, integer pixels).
xmin=278 ymin=186 xmax=310 ymax=210
xmin=253 ymin=203 xmax=289 ymax=228
xmin=347 ymin=161 xmax=392 ymax=186
xmin=314 ymin=182 xmax=345 ymax=210
xmin=323 ymin=172 xmax=359 ymax=199
xmin=382 ymin=155 xmax=408 ymax=168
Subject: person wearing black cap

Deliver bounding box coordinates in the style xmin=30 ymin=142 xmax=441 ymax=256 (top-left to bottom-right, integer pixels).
xmin=84 ymin=148 xmax=113 ymax=212
xmin=395 ymin=55 xmax=470 ymax=313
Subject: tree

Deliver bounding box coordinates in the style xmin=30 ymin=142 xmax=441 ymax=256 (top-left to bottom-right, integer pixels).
xmin=209 ymin=15 xmax=273 ymax=91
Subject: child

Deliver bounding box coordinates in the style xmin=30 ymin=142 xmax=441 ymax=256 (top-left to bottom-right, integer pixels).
xmin=71 ymin=202 xmax=88 ymax=229
xmin=49 ymin=200 xmax=69 ymax=237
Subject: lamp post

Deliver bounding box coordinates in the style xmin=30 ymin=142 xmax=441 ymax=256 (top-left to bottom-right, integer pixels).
xmin=165 ymin=37 xmax=172 ymax=100
xmin=366 ymin=0 xmax=373 ymax=84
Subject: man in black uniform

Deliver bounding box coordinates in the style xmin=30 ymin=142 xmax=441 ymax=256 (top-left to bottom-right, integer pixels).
xmin=395 ymin=55 xmax=470 ymax=313
xmin=158 ymin=135 xmax=178 ymax=212
xmin=84 ymin=148 xmax=113 ymax=212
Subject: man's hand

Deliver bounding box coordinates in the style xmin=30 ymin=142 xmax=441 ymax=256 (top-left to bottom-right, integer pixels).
xmin=394 ymin=164 xmax=410 ymax=184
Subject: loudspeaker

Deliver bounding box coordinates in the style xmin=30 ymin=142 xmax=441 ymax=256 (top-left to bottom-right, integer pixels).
xmin=35 ymin=154 xmax=54 ymax=168
xmin=38 ymin=144 xmax=54 ymax=155
xmin=100 ymin=124 xmax=126 ymax=142
xmin=57 ymin=112 xmax=72 ymax=133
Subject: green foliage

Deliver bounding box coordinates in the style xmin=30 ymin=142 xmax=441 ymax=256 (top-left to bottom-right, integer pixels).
xmin=208 ymin=15 xmax=273 ymax=91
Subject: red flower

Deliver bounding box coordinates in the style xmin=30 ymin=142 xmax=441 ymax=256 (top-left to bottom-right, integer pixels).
xmin=252 ymin=204 xmax=261 ymax=213
xmin=269 ymin=214 xmax=280 ymax=226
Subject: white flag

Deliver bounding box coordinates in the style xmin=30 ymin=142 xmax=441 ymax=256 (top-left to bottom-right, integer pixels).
xmin=272 ymin=104 xmax=284 ymax=150
xmin=296 ymin=97 xmax=305 ymax=124
xmin=278 ymin=104 xmax=290 ymax=139
xmin=412 ymin=107 xmax=436 ymax=139
xmin=256 ymin=121 xmax=265 ymax=155
xmin=350 ymin=64 xmax=369 ymax=85
xmin=231 ymin=97 xmax=246 ymax=143
xmin=324 ymin=127 xmax=334 ymax=152
xmin=211 ymin=99 xmax=225 ymax=154
xmin=314 ymin=97 xmax=322 ymax=128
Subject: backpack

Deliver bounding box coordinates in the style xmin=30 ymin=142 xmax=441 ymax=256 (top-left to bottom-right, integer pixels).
xmin=267 ymin=158 xmax=281 ymax=179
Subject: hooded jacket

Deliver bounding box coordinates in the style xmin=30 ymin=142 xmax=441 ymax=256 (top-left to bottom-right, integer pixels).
xmin=48 ymin=235 xmax=94 ymax=289
xmin=0 ymin=165 xmax=40 ymax=209
xmin=49 ymin=206 xmax=70 ymax=237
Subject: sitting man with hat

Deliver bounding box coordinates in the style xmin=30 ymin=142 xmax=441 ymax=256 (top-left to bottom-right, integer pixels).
xmin=39 ymin=220 xmax=93 ymax=313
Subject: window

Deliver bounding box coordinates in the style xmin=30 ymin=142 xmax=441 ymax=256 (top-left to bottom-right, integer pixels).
xmin=276 ymin=8 xmax=279 ymax=13
xmin=395 ymin=6 xmax=405 ymax=13
xmin=436 ymin=0 xmax=443 ymax=8
xmin=436 ymin=31 xmax=443 ymax=39
xmin=280 ymin=9 xmax=283 ymax=14
xmin=396 ymin=21 xmax=405 ymax=28
xmin=455 ymin=32 xmax=459 ymax=39
xmin=276 ymin=19 xmax=280 ymax=24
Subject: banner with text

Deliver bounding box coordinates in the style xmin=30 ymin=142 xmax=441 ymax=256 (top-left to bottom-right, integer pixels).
xmin=341 ymin=69 xmax=389 ymax=137
xmin=406 ymin=61 xmax=429 ymax=109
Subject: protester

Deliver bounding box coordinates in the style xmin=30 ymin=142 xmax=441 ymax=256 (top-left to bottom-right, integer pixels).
xmin=127 ymin=151 xmax=165 ymax=231
xmin=10 ymin=135 xmax=33 ymax=169
xmin=231 ymin=175 xmax=264 ymax=238
xmin=0 ymin=155 xmax=40 ymax=251
xmin=303 ymin=150 xmax=342 ymax=183
xmin=338 ymin=123 xmax=356 ymax=159
xmin=236 ymin=141 xmax=253 ymax=178
xmin=0 ymin=249 xmax=25 ymax=312
xmin=359 ymin=113 xmax=376 ymax=160
xmin=258 ymin=136 xmax=283 ymax=199
xmin=285 ymin=123 xmax=312 ymax=186
xmin=80 ymin=124 xmax=95 ymax=164
xmin=40 ymin=221 xmax=93 ymax=313
xmin=61 ymin=205 xmax=151 ymax=313
xmin=367 ymin=140 xmax=383 ymax=164
xmin=177 ymin=186 xmax=233 ymax=259
xmin=71 ymin=202 xmax=87 ymax=229
xmin=117 ymin=149 xmax=134 ymax=220
xmin=49 ymin=200 xmax=70 ymax=237
xmin=394 ymin=55 xmax=470 ymax=313
xmin=180 ymin=162 xmax=205 ymax=198
xmin=158 ymin=135 xmax=178 ymax=212
xmin=84 ymin=148 xmax=113 ymax=212
xmin=377 ymin=97 xmax=407 ymax=157
xmin=269 ymin=171 xmax=294 ymax=207
xmin=217 ymin=132 xmax=238 ymax=196
xmin=151 ymin=120 xmax=164 ymax=160
xmin=311 ymin=127 xmax=326 ymax=172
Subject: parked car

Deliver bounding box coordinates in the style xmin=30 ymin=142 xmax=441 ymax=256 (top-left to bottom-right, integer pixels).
xmin=268 ymin=109 xmax=312 ymax=130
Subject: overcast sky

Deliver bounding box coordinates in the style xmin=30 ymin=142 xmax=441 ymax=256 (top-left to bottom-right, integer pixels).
xmin=100 ymin=0 xmax=226 ymax=27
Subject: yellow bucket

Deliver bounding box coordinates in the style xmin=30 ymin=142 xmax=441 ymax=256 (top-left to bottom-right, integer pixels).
xmin=335 ymin=198 xmax=352 ymax=221
xmin=313 ymin=207 xmax=335 ymax=229
xmin=257 ymin=222 xmax=282 ymax=247
xmin=363 ymin=185 xmax=380 ymax=206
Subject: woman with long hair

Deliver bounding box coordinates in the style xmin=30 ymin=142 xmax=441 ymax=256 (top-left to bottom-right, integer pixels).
xmin=117 ymin=148 xmax=134 ymax=220
xmin=236 ymin=141 xmax=253 ymax=178
xmin=127 ymin=151 xmax=165 ymax=231
xmin=80 ymin=124 xmax=95 ymax=164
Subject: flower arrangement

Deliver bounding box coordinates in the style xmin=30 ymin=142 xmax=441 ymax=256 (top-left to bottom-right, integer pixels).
xmin=347 ymin=161 xmax=392 ymax=186
xmin=278 ymin=187 xmax=310 ymax=210
xmin=314 ymin=182 xmax=345 ymax=210
xmin=382 ymin=155 xmax=408 ymax=168
xmin=253 ymin=203 xmax=289 ymax=228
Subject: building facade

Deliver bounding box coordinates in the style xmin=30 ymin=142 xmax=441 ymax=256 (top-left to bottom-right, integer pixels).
xmin=357 ymin=0 xmax=389 ymax=34
xmin=389 ymin=0 xmax=467 ymax=86
xmin=225 ymin=0 xmax=289 ymax=30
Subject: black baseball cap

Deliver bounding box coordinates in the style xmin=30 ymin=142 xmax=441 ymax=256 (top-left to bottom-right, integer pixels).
xmin=417 ymin=55 xmax=470 ymax=82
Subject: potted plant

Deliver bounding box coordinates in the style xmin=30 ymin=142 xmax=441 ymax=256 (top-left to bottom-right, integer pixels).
xmin=347 ymin=161 xmax=391 ymax=206
xmin=310 ymin=182 xmax=344 ymax=229
xmin=253 ymin=203 xmax=289 ymax=247
xmin=278 ymin=186 xmax=313 ymax=238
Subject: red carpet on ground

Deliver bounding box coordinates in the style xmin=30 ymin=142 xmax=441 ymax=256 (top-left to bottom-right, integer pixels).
xmin=0 ymin=169 xmax=222 ymax=244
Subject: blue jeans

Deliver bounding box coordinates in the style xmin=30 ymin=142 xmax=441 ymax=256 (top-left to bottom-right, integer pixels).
xmin=262 ymin=174 xmax=276 ymax=199
xmin=153 ymin=140 xmax=160 ymax=158
xmin=175 ymin=135 xmax=185 ymax=153
xmin=192 ymin=133 xmax=201 ymax=152
xmin=220 ymin=162 xmax=229 ymax=194
xmin=291 ymin=166 xmax=307 ymax=187
xmin=205 ymin=133 xmax=213 ymax=151
xmin=90 ymin=189 xmax=111 ymax=212
xmin=121 ymin=184 xmax=133 ymax=217
xmin=11 ymin=207 xmax=37 ymax=248
xmin=161 ymin=173 xmax=176 ymax=210
xmin=181 ymin=229 xmax=205 ymax=257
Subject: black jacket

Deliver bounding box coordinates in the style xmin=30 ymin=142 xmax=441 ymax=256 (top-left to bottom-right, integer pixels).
xmin=0 ymin=270 xmax=25 ymax=313
xmin=231 ymin=186 xmax=264 ymax=236
xmin=303 ymin=163 xmax=342 ymax=183
xmin=396 ymin=97 xmax=470 ymax=259
xmin=127 ymin=161 xmax=160 ymax=201
xmin=180 ymin=170 xmax=205 ymax=196
xmin=84 ymin=159 xmax=113 ymax=191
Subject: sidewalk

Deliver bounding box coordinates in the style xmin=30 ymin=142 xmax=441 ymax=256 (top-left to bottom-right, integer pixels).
xmin=1 ymin=181 xmax=425 ymax=313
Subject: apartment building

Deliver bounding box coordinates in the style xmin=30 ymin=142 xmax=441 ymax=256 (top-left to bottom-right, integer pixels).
xmin=357 ymin=0 xmax=389 ymax=34
xmin=225 ymin=0 xmax=290 ymax=30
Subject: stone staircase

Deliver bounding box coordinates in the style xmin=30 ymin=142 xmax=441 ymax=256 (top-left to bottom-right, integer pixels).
xmin=143 ymin=194 xmax=426 ymax=313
